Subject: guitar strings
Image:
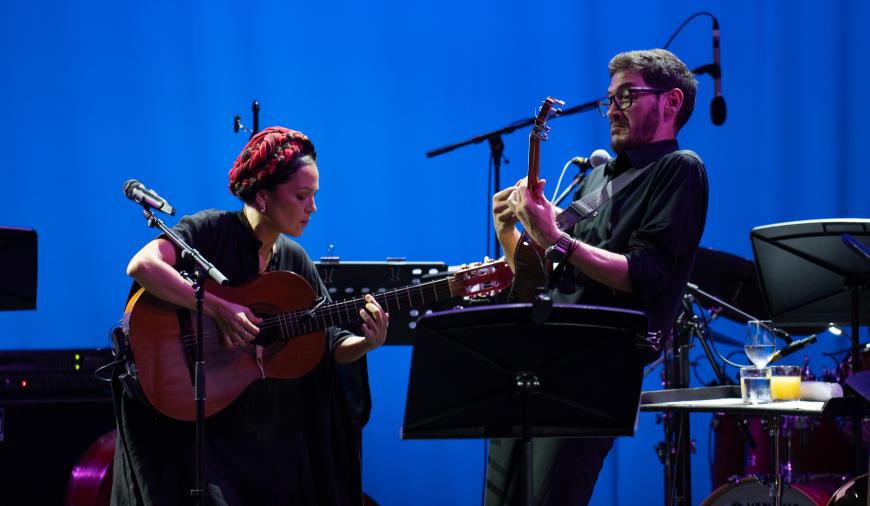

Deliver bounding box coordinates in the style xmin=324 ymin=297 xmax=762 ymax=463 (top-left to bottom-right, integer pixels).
xmin=175 ymin=280 xmax=460 ymax=346
xmin=172 ymin=264 xmax=506 ymax=348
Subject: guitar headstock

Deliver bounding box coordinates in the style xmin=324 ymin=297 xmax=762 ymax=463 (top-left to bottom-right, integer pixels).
xmin=528 ymin=96 xmax=565 ymax=196
xmin=531 ymin=96 xmax=565 ymax=142
xmin=448 ymin=259 xmax=513 ymax=298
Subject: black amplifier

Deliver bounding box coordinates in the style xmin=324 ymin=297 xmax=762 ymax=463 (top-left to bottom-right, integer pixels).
xmin=0 ymin=348 xmax=116 ymax=504
xmin=315 ymin=259 xmax=453 ymax=345
xmin=0 ymin=348 xmax=115 ymax=402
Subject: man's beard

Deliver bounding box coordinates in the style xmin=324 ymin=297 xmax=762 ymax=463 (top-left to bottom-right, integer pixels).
xmin=610 ymin=113 xmax=660 ymax=154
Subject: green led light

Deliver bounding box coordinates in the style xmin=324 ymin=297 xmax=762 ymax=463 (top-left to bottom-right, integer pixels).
xmin=75 ymin=364 xmax=80 ymax=371
xmin=74 ymin=354 xmax=80 ymax=360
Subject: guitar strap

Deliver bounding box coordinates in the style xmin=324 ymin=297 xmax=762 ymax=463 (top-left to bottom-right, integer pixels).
xmin=546 ymin=163 xmax=650 ymax=290
xmin=555 ymin=163 xmax=649 ymax=231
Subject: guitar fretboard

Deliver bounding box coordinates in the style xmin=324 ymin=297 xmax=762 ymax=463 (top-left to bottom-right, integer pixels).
xmin=273 ymin=275 xmax=458 ymax=338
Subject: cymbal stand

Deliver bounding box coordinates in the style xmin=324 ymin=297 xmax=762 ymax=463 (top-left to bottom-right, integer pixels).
xmin=660 ymin=292 xmax=762 ymax=506
xmin=762 ymin=415 xmax=785 ymax=506
xmin=660 ymin=296 xmax=695 ymax=506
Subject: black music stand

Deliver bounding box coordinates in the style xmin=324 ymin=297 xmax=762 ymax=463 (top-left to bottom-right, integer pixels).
xmin=0 ymin=227 xmax=37 ymax=310
xmin=751 ymin=218 xmax=870 ymax=475
xmin=750 ymin=219 xmax=870 ymax=328
xmin=402 ymin=303 xmax=647 ymax=506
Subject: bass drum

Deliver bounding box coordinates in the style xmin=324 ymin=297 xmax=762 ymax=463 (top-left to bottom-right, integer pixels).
xmin=65 ymin=430 xmax=383 ymax=505
xmin=701 ymin=476 xmax=846 ymax=506
xmin=64 ymin=429 xmax=116 ymax=506
xmin=827 ymin=474 xmax=867 ymax=506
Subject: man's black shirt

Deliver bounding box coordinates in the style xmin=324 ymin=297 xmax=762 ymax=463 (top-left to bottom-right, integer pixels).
xmin=550 ymin=139 xmax=708 ymax=339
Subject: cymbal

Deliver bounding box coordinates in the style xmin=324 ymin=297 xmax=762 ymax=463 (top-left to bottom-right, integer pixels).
xmin=689 ymin=247 xmax=771 ymax=323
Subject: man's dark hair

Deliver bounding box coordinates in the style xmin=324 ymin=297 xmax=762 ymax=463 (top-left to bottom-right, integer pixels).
xmin=608 ymin=49 xmax=697 ymax=132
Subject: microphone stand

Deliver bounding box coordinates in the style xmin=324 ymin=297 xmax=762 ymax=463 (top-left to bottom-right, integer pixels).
xmin=489 ymin=134 xmax=505 ymax=259
xmin=137 ymin=207 xmax=229 ymax=505
xmin=551 ymin=169 xmax=589 ymax=208
xmin=425 ymin=98 xmax=600 ymax=259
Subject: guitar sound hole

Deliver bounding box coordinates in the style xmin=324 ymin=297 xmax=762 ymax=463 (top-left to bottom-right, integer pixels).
xmin=250 ymin=308 xmax=282 ymax=347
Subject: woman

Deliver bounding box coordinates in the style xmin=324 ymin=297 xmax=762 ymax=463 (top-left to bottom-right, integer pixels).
xmin=112 ymin=127 xmax=387 ymax=505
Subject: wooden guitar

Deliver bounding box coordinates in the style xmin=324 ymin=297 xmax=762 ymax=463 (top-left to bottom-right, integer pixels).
xmin=509 ymin=96 xmax=564 ymax=302
xmin=123 ymin=260 xmax=513 ymax=420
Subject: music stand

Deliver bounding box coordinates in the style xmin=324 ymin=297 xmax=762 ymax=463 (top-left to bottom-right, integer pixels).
xmin=751 ymin=218 xmax=870 ymax=474
xmin=402 ymin=303 xmax=647 ymax=506
xmin=750 ymin=219 xmax=870 ymax=328
xmin=0 ymin=227 xmax=37 ymax=310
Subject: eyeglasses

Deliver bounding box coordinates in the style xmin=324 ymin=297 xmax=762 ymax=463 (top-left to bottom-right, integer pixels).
xmin=597 ymin=87 xmax=669 ymax=117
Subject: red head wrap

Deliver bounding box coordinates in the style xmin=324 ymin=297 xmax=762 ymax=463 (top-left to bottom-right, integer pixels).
xmin=228 ymin=126 xmax=316 ymax=199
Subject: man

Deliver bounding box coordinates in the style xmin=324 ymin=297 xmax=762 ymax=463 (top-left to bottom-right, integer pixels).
xmin=486 ymin=49 xmax=709 ymax=505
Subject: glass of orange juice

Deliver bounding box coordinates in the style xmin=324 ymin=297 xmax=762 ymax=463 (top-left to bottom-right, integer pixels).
xmin=770 ymin=365 xmax=801 ymax=401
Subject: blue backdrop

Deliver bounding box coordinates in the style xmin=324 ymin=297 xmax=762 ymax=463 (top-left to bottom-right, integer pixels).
xmin=2 ymin=1 xmax=868 ymax=504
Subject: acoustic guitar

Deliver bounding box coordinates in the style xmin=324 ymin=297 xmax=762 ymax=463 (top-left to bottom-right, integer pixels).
xmin=509 ymin=96 xmax=564 ymax=302
xmin=123 ymin=260 xmax=512 ymax=420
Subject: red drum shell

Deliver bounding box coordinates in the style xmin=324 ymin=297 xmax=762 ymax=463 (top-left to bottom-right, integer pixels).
xmin=64 ymin=430 xmax=116 ymax=506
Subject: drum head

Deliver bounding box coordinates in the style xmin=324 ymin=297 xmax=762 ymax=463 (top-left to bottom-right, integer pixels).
xmin=702 ymin=476 xmax=841 ymax=506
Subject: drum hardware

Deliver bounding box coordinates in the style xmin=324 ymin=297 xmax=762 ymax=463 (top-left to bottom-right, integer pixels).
xmin=827 ymin=473 xmax=868 ymax=505
xmin=663 ymin=285 xmax=764 ymax=504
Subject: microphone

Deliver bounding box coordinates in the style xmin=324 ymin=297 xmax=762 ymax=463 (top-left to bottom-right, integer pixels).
xmin=124 ymin=180 xmax=176 ymax=216
xmin=769 ymin=334 xmax=818 ymax=363
xmin=710 ymin=17 xmax=726 ymax=125
xmin=569 ymin=149 xmax=612 ymax=170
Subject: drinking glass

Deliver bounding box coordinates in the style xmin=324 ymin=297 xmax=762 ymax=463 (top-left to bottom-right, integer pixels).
xmin=745 ymin=320 xmax=776 ymax=368
xmin=740 ymin=366 xmax=771 ymax=404
xmin=770 ymin=365 xmax=801 ymax=401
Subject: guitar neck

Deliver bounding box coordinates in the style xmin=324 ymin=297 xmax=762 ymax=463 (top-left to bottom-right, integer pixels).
xmin=527 ymin=134 xmax=541 ymax=196
xmin=281 ymin=275 xmax=457 ymax=337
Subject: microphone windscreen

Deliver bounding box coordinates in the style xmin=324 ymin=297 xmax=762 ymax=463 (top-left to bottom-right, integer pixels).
xmin=590 ymin=149 xmax=612 ymax=167
xmin=711 ymin=96 xmax=727 ymax=126
xmin=123 ymin=179 xmax=139 ymax=197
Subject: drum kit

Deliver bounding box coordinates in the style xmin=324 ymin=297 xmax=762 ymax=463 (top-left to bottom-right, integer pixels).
xmin=685 ymin=247 xmax=868 ymax=506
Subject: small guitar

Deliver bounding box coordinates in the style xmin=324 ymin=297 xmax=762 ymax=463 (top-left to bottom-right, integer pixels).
xmin=123 ymin=260 xmax=513 ymax=420
xmin=509 ymin=96 xmax=565 ymax=302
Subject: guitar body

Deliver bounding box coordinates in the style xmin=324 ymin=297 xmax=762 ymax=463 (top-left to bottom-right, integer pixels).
xmin=125 ymin=271 xmax=325 ymax=421
xmin=508 ymin=232 xmax=550 ymax=302
xmin=122 ymin=260 xmax=512 ymax=420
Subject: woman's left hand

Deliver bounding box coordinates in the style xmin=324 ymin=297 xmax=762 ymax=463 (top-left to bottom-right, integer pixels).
xmin=359 ymin=294 xmax=389 ymax=349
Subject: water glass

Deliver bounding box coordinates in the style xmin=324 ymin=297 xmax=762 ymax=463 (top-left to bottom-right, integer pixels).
xmin=745 ymin=320 xmax=776 ymax=368
xmin=740 ymin=366 xmax=771 ymax=404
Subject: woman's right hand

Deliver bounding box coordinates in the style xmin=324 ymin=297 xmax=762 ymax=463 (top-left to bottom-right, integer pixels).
xmin=207 ymin=297 xmax=262 ymax=348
